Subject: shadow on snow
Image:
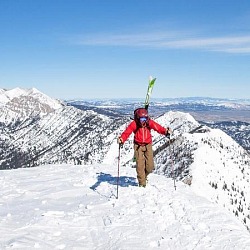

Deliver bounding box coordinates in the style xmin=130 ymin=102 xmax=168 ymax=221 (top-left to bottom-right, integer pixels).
xmin=90 ymin=172 xmax=138 ymax=190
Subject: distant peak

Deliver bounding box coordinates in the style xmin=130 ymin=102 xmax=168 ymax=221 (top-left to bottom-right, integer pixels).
xmin=0 ymin=87 xmax=62 ymax=110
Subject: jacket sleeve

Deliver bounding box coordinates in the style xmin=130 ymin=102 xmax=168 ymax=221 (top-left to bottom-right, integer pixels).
xmin=149 ymin=119 xmax=166 ymax=135
xmin=120 ymin=121 xmax=137 ymax=143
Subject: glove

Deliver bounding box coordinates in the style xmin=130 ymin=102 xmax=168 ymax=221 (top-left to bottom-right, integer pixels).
xmin=117 ymin=137 xmax=123 ymax=145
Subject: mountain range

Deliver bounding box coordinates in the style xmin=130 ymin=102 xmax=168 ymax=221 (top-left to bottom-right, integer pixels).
xmin=0 ymin=87 xmax=250 ymax=232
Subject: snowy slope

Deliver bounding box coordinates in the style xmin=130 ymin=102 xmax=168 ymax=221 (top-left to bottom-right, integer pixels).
xmin=0 ymin=164 xmax=249 ymax=249
xmin=150 ymin=114 xmax=250 ymax=231
xmin=0 ymin=105 xmax=126 ymax=169
xmin=189 ymin=128 xmax=250 ymax=231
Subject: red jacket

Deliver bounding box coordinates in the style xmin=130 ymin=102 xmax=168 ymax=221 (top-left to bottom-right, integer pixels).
xmin=120 ymin=119 xmax=166 ymax=145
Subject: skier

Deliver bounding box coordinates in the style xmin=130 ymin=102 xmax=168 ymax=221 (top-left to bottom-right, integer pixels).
xmin=118 ymin=108 xmax=171 ymax=187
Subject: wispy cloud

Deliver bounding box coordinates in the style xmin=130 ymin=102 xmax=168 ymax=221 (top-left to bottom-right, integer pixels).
xmin=72 ymin=31 xmax=250 ymax=54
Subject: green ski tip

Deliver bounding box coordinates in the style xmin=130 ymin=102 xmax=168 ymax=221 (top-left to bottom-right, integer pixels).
xmin=145 ymin=76 xmax=156 ymax=110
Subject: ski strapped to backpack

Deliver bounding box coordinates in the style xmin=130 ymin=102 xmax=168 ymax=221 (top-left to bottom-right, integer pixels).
xmin=129 ymin=76 xmax=156 ymax=121
xmin=144 ymin=76 xmax=156 ymax=110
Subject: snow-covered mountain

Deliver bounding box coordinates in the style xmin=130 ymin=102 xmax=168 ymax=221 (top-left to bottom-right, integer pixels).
xmin=157 ymin=122 xmax=250 ymax=232
xmin=0 ymin=87 xmax=62 ymax=109
xmin=0 ymin=88 xmax=250 ymax=233
xmin=0 ymin=88 xmax=127 ymax=169
xmin=0 ymin=87 xmax=62 ymax=125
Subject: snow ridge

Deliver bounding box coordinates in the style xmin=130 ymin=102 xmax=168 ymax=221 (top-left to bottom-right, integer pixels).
xmin=0 ymin=164 xmax=249 ymax=249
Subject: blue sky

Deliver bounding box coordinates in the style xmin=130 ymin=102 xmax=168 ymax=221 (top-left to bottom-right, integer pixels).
xmin=1 ymin=0 xmax=250 ymax=100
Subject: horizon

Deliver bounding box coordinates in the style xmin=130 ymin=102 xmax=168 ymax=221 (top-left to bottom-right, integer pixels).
xmin=2 ymin=86 xmax=250 ymax=102
xmin=65 ymin=96 xmax=250 ymax=102
xmin=1 ymin=1 xmax=250 ymax=99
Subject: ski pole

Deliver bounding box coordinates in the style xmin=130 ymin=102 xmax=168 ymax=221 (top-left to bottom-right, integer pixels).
xmin=153 ymin=123 xmax=184 ymax=146
xmin=168 ymin=134 xmax=176 ymax=190
xmin=116 ymin=143 xmax=123 ymax=199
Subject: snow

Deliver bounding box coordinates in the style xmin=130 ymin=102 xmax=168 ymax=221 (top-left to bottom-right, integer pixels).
xmin=0 ymin=88 xmax=24 ymax=106
xmin=0 ymin=164 xmax=249 ymax=249
xmin=26 ymin=88 xmax=62 ymax=110
xmin=187 ymin=128 xmax=250 ymax=231
xmin=0 ymin=87 xmax=62 ymax=109
xmin=2 ymin=87 xmax=27 ymax=100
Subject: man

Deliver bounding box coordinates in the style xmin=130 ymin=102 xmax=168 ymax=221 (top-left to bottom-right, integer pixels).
xmin=118 ymin=108 xmax=171 ymax=187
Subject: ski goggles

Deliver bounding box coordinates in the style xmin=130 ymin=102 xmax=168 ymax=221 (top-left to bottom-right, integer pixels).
xmin=139 ymin=117 xmax=148 ymax=122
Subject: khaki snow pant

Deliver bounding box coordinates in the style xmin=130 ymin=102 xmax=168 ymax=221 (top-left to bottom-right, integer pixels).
xmin=134 ymin=143 xmax=154 ymax=186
